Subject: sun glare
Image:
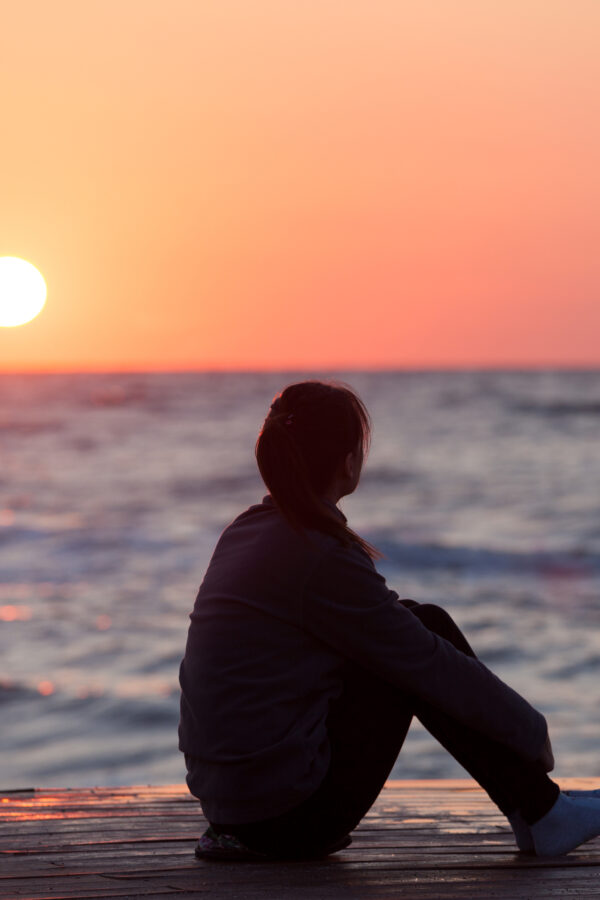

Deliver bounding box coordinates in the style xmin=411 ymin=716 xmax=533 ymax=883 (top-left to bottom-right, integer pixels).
xmin=0 ymin=257 xmax=47 ymax=327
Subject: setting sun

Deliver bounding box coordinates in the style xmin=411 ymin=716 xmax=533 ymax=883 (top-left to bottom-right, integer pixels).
xmin=0 ymin=257 xmax=47 ymax=328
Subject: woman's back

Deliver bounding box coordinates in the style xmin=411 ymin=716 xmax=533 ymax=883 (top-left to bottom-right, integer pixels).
xmin=179 ymin=495 xmax=350 ymax=823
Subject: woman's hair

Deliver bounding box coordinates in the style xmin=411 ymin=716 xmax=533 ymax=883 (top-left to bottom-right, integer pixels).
xmin=255 ymin=381 xmax=380 ymax=558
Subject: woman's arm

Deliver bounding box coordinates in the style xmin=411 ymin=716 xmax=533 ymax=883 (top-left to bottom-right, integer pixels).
xmin=303 ymin=543 xmax=548 ymax=763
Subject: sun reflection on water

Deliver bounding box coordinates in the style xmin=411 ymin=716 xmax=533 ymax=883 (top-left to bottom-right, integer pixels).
xmin=0 ymin=604 xmax=32 ymax=621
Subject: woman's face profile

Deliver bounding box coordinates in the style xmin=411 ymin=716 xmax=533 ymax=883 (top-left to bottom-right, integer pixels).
xmin=342 ymin=442 xmax=364 ymax=498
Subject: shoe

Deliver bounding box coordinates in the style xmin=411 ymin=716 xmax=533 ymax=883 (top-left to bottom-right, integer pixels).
xmin=309 ymin=833 xmax=352 ymax=858
xmin=194 ymin=825 xmax=352 ymax=861
xmin=195 ymin=826 xmax=269 ymax=861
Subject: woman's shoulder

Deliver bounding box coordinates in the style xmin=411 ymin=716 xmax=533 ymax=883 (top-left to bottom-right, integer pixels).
xmin=222 ymin=495 xmax=286 ymax=534
xmin=214 ymin=496 xmax=334 ymax=564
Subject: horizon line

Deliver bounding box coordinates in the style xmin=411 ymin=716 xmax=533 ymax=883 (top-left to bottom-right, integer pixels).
xmin=1 ymin=362 xmax=599 ymax=376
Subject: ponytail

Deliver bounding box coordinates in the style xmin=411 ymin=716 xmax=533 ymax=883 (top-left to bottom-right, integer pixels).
xmin=255 ymin=381 xmax=380 ymax=559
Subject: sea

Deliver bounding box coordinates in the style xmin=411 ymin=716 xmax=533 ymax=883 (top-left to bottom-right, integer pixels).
xmin=1 ymin=370 xmax=599 ymax=790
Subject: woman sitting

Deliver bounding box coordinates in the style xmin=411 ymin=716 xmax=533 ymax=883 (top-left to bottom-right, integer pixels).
xmin=179 ymin=380 xmax=600 ymax=860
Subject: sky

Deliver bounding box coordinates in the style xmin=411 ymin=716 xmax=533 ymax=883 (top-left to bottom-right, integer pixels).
xmin=1 ymin=0 xmax=599 ymax=371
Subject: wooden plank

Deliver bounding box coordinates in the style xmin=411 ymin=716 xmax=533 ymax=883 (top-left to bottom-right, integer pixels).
xmin=6 ymin=864 xmax=600 ymax=900
xmin=2 ymin=780 xmax=600 ymax=900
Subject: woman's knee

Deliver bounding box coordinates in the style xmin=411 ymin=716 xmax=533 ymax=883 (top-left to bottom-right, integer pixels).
xmin=411 ymin=603 xmax=454 ymax=633
xmin=410 ymin=603 xmax=475 ymax=656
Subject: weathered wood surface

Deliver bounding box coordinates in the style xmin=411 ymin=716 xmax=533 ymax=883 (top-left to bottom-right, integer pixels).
xmin=2 ymin=779 xmax=600 ymax=899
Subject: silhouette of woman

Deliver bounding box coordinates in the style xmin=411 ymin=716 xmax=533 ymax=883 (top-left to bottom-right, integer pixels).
xmin=179 ymin=381 xmax=600 ymax=860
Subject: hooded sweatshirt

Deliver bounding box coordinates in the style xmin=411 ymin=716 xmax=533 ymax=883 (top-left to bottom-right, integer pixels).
xmin=179 ymin=496 xmax=547 ymax=824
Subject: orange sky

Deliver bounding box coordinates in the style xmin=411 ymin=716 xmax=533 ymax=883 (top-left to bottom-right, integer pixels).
xmin=1 ymin=0 xmax=599 ymax=371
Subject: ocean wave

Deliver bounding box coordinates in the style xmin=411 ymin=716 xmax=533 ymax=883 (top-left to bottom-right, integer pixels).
xmin=361 ymin=465 xmax=418 ymax=486
xmin=168 ymin=472 xmax=259 ymax=500
xmin=543 ymin=653 xmax=600 ymax=680
xmin=509 ymin=400 xmax=600 ymax=417
xmin=87 ymin=382 xmax=150 ymax=408
xmin=0 ymin=419 xmax=64 ymax=434
xmin=0 ymin=683 xmax=179 ymax=784
xmin=374 ymin=537 xmax=600 ymax=577
xmin=0 ymin=677 xmax=178 ymax=712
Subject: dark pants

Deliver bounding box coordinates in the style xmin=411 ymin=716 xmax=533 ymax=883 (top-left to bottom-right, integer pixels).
xmin=213 ymin=602 xmax=559 ymax=858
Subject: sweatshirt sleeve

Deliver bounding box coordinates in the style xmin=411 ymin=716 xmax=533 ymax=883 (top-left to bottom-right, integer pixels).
xmin=303 ymin=543 xmax=547 ymax=762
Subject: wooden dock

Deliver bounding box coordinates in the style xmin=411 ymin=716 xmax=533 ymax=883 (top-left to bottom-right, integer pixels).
xmin=2 ymin=779 xmax=600 ymax=899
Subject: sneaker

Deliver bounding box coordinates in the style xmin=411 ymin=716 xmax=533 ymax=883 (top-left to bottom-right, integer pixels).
xmin=195 ymin=826 xmax=269 ymax=861
xmin=194 ymin=826 xmax=352 ymax=861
